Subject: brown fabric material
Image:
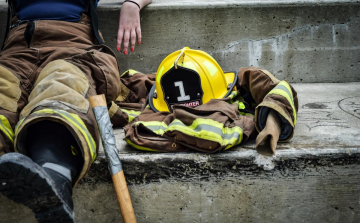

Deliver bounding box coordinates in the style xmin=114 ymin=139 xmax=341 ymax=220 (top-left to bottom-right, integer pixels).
xmin=117 ymin=71 xmax=155 ymax=103
xmin=123 ymin=107 xmax=188 ymax=152
xmin=110 ymin=70 xmax=155 ymax=127
xmin=237 ymin=67 xmax=280 ymax=104
xmin=0 ymin=14 xmax=120 ymax=184
xmin=0 ymin=65 xmax=21 ymax=112
xmin=20 ymin=60 xmax=91 ymax=119
xmin=256 ymin=110 xmax=281 ymax=156
xmin=124 ymin=98 xmax=256 ymax=153
xmin=0 ymin=129 xmax=12 ymax=155
xmin=123 ymin=67 xmax=298 ymax=153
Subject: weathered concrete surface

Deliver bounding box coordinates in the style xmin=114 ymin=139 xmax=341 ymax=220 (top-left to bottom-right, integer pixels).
xmin=0 ymin=0 xmax=359 ymax=83
xmin=1 ymin=82 xmax=360 ymax=222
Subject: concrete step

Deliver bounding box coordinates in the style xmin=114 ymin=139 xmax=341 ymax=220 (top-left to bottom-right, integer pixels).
xmin=0 ymin=0 xmax=359 ymax=83
xmin=1 ymin=82 xmax=360 ymax=222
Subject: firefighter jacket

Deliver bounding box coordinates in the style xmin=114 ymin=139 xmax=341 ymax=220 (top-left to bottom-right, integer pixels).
xmin=109 ymin=67 xmax=298 ymax=153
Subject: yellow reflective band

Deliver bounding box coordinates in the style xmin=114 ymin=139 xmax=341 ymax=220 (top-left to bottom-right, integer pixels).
xmin=183 ymin=62 xmax=198 ymax=73
xmin=203 ymin=60 xmax=218 ymax=76
xmin=227 ymin=91 xmax=238 ymax=103
xmin=15 ymin=118 xmax=25 ymax=134
xmin=56 ymin=110 xmax=97 ymax=162
xmin=229 ymin=91 xmax=238 ymax=98
xmin=136 ymin=121 xmax=168 ymax=135
xmin=278 ymin=80 xmax=294 ymax=101
xmin=128 ymin=69 xmax=138 ymax=76
xmin=32 ymin=109 xmax=97 ymax=162
xmin=239 ymin=112 xmax=254 ymax=117
xmin=120 ymin=108 xmax=141 ymax=123
xmin=238 ymin=102 xmax=246 ymax=110
xmin=71 ymin=145 xmax=78 ymax=155
xmin=168 ymin=119 xmax=242 ymax=148
xmin=0 ymin=115 xmax=14 ymax=142
xmin=267 ymin=81 xmax=297 ymax=125
xmin=121 ymin=69 xmax=138 ymax=77
xmin=125 ymin=138 xmax=160 ymax=152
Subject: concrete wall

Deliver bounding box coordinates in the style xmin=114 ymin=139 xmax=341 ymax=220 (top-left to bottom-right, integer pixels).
xmin=0 ymin=1 xmax=359 ymax=83
xmin=99 ymin=3 xmax=360 ymax=83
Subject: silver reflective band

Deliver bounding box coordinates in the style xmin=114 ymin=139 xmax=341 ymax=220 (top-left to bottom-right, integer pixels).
xmin=43 ymin=162 xmax=71 ymax=181
xmin=275 ymin=85 xmax=294 ymax=104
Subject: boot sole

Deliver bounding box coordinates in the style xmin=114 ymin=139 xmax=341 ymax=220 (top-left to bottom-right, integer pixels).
xmin=0 ymin=153 xmax=74 ymax=223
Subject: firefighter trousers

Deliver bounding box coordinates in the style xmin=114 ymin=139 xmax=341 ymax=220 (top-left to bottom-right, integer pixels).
xmin=0 ymin=14 xmax=121 ymax=185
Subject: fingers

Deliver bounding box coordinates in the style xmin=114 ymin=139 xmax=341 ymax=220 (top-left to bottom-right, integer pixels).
xmin=116 ymin=28 xmax=124 ymax=52
xmin=122 ymin=30 xmax=130 ymax=55
xmin=136 ymin=26 xmax=142 ymax=45
xmin=130 ymin=29 xmax=136 ymax=52
xmin=117 ymin=27 xmax=141 ymax=55
xmin=116 ymin=3 xmax=141 ymax=55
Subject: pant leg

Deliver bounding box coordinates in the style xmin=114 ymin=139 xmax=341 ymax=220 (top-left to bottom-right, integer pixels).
xmin=2 ymin=18 xmax=121 ymax=186
xmin=14 ymin=59 xmax=100 ymax=186
xmin=0 ymin=23 xmax=39 ymax=154
xmin=0 ymin=65 xmax=20 ymax=155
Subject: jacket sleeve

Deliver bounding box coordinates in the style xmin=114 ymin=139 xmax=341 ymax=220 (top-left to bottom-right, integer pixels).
xmin=237 ymin=67 xmax=298 ymax=142
xmin=108 ymin=70 xmax=155 ymax=127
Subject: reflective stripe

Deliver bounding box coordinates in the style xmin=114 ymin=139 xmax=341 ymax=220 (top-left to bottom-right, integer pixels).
xmin=238 ymin=101 xmax=246 ymax=110
xmin=227 ymin=91 xmax=238 ymax=103
xmin=42 ymin=163 xmax=71 ymax=181
xmin=227 ymin=91 xmax=238 ymax=99
xmin=239 ymin=112 xmax=254 ymax=117
xmin=168 ymin=119 xmax=242 ymax=147
xmin=71 ymin=145 xmax=78 ymax=155
xmin=275 ymin=84 xmax=294 ymax=105
xmin=0 ymin=115 xmax=14 ymax=142
xmin=184 ymin=62 xmax=198 ymax=73
xmin=125 ymin=138 xmax=160 ymax=152
xmin=120 ymin=108 xmax=141 ymax=123
xmin=121 ymin=69 xmax=138 ymax=77
xmin=15 ymin=118 xmax=25 ymax=134
xmin=267 ymin=81 xmax=297 ymax=125
xmin=54 ymin=110 xmax=97 ymax=162
xmin=136 ymin=121 xmax=168 ymax=135
xmin=22 ymin=109 xmax=97 ymax=162
xmin=203 ymin=60 xmax=217 ymax=76
xmin=136 ymin=118 xmax=243 ymax=148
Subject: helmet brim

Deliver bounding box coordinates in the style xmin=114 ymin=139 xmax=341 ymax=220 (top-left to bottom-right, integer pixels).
xmin=223 ymin=71 xmax=238 ymax=98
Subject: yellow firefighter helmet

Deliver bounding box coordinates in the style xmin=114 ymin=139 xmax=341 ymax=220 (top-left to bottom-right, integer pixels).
xmin=149 ymin=47 xmax=238 ymax=112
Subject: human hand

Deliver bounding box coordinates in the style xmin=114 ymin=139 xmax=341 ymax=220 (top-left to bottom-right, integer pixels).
xmin=116 ymin=1 xmax=141 ymax=55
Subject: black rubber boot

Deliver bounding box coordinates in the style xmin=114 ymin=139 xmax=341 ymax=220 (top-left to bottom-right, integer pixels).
xmin=0 ymin=120 xmax=84 ymax=223
xmin=0 ymin=153 xmax=74 ymax=223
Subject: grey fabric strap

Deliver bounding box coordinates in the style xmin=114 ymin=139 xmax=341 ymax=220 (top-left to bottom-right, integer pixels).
xmin=43 ymin=162 xmax=71 ymax=181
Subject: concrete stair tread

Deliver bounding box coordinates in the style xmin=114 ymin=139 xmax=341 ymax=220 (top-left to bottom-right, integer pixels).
xmin=97 ymin=0 xmax=357 ymax=8
xmin=101 ymin=82 xmax=360 ymax=166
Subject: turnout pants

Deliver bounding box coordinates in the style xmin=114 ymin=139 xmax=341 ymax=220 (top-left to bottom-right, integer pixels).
xmin=0 ymin=15 xmax=121 ymax=185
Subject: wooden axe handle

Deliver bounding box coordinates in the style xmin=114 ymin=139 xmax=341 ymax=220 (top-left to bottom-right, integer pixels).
xmin=89 ymin=95 xmax=136 ymax=223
